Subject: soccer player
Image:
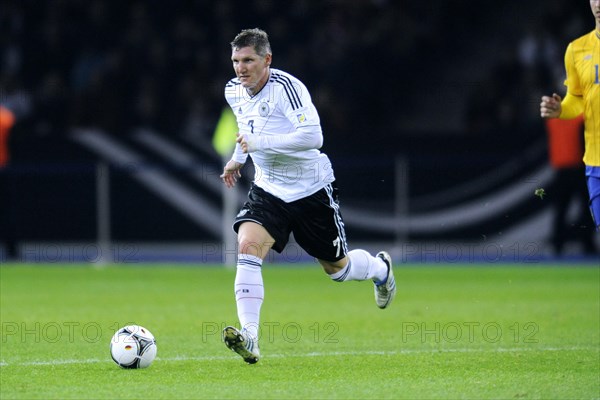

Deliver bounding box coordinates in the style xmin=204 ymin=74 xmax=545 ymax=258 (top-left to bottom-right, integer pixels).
xmin=219 ymin=28 xmax=396 ymax=364
xmin=540 ymin=0 xmax=600 ymax=232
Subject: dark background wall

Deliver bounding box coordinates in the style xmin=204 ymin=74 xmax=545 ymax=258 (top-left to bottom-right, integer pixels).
xmin=1 ymin=0 xmax=597 ymax=255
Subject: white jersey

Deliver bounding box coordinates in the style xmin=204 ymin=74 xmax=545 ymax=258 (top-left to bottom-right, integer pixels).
xmin=225 ymin=68 xmax=335 ymax=202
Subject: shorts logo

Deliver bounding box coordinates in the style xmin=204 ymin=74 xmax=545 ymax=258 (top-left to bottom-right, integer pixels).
xmin=259 ymin=101 xmax=270 ymax=117
xmin=237 ymin=209 xmax=248 ymax=218
xmin=296 ymin=113 xmax=307 ymax=123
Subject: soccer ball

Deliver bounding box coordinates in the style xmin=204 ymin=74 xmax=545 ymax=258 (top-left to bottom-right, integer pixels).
xmin=110 ymin=325 xmax=157 ymax=369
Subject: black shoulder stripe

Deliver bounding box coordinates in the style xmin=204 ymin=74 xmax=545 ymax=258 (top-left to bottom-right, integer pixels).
xmin=273 ymin=74 xmax=302 ymax=109
xmin=273 ymin=75 xmax=303 ymax=110
xmin=275 ymin=78 xmax=299 ymax=109
xmin=273 ymin=73 xmax=303 ymax=107
xmin=226 ymin=79 xmax=241 ymax=88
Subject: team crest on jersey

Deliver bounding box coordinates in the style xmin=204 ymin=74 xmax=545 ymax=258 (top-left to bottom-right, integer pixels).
xmin=296 ymin=113 xmax=307 ymax=123
xmin=259 ymin=101 xmax=270 ymax=117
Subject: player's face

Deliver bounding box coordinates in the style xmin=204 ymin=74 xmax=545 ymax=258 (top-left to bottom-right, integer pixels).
xmin=231 ymin=46 xmax=272 ymax=94
xmin=592 ymin=0 xmax=600 ymax=27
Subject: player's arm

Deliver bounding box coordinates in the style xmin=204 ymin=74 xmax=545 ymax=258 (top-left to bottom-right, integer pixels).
xmin=541 ymin=42 xmax=585 ymax=120
xmin=239 ymin=124 xmax=323 ymax=154
xmin=559 ymin=92 xmax=584 ymax=119
xmin=220 ymin=142 xmax=247 ymax=188
xmin=540 ymin=92 xmax=584 ymax=119
xmin=221 ymin=87 xmax=249 ymax=187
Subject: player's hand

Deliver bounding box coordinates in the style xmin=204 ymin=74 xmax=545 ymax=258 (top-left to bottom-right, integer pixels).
xmin=236 ymin=133 xmax=257 ymax=153
xmin=220 ymin=160 xmax=243 ymax=188
xmin=540 ymin=93 xmax=562 ymax=119
xmin=236 ymin=133 xmax=248 ymax=153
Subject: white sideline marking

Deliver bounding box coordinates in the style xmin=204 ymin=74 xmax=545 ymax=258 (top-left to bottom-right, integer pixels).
xmin=0 ymin=346 xmax=595 ymax=367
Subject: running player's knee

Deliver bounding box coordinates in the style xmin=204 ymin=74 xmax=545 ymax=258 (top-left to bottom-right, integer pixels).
xmin=237 ymin=222 xmax=275 ymax=259
xmin=237 ymin=234 xmax=275 ymax=259
xmin=238 ymin=238 xmax=264 ymax=258
xmin=318 ymin=257 xmax=347 ymax=275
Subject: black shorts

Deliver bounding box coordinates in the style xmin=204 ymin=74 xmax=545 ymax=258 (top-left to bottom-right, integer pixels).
xmin=233 ymin=183 xmax=348 ymax=262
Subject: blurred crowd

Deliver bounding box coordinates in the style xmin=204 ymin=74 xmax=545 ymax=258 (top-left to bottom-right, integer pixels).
xmin=0 ymin=0 xmax=592 ymax=147
xmin=0 ymin=0 xmax=447 ymax=146
xmin=466 ymin=1 xmax=590 ymax=134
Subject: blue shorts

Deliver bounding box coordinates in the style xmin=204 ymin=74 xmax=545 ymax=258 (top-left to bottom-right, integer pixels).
xmin=587 ymin=175 xmax=600 ymax=230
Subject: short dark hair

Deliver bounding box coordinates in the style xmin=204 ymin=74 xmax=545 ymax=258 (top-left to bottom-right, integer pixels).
xmin=230 ymin=28 xmax=272 ymax=57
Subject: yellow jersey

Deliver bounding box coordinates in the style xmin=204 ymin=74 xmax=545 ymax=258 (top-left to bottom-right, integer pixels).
xmin=564 ymin=29 xmax=600 ymax=167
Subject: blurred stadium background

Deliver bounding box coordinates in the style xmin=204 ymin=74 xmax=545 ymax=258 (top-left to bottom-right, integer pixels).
xmin=1 ymin=0 xmax=598 ymax=264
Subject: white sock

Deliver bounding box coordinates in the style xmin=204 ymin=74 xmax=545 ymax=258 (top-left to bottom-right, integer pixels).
xmin=235 ymin=254 xmax=264 ymax=341
xmin=329 ymin=249 xmax=388 ymax=284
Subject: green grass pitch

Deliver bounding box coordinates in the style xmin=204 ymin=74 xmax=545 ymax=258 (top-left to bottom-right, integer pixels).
xmin=1 ymin=263 xmax=598 ymax=399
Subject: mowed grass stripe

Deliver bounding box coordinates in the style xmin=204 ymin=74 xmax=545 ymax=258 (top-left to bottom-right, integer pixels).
xmin=0 ymin=345 xmax=596 ymax=367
